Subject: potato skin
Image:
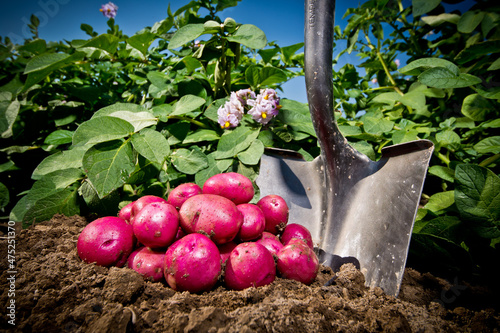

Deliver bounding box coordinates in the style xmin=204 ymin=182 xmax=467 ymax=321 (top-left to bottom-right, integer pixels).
xmin=132 ymin=201 xmax=179 ymax=249
xmin=179 ymin=194 xmax=243 ymax=245
xmin=277 ymin=241 xmax=319 ymax=285
xmin=127 ymin=246 xmax=165 ymax=282
xmin=167 ymin=183 xmax=202 ymax=210
xmin=202 ymin=172 xmax=254 ymax=205
xmin=77 ymin=216 xmax=135 ymax=267
xmin=224 ymin=242 xmax=276 ymax=290
xmin=164 ymin=233 xmax=221 ymax=293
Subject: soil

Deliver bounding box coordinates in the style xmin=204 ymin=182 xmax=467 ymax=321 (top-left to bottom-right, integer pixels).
xmin=1 ymin=214 xmax=499 ymax=332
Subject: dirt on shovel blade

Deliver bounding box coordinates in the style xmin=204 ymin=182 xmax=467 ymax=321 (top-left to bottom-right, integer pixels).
xmin=0 ymin=214 xmax=499 ymax=332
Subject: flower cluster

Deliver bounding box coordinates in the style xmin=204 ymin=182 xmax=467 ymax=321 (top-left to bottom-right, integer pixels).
xmin=100 ymin=2 xmax=118 ymax=19
xmin=217 ymin=88 xmax=281 ymax=129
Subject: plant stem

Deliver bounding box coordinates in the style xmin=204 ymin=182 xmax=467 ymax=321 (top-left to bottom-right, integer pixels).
xmin=167 ymin=116 xmax=209 ymax=128
xmin=375 ymin=50 xmax=403 ymax=96
xmin=479 ymin=153 xmax=500 ymax=168
xmin=437 ymin=151 xmax=451 ymax=166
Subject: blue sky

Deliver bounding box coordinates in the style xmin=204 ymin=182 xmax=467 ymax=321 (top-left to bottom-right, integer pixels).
xmin=0 ymin=0 xmax=370 ymax=103
xmin=0 ymin=0 xmax=473 ymax=103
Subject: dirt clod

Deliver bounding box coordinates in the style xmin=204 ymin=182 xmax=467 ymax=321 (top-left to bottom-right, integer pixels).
xmin=1 ymin=214 xmax=499 ymax=332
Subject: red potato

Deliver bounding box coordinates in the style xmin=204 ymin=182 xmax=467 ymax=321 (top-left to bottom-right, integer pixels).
xmin=164 ymin=233 xmax=221 ymax=293
xmin=257 ymin=195 xmax=289 ymax=235
xmin=276 ymin=241 xmax=319 ymax=285
xmin=127 ymin=247 xmax=165 ymax=282
xmin=132 ymin=202 xmax=179 ymax=248
xmin=118 ymin=201 xmax=135 ymax=221
xmin=179 ymin=194 xmax=243 ymax=245
xmin=167 ymin=183 xmax=202 ymax=210
xmin=281 ymin=223 xmax=314 ymax=250
xmin=225 ymin=242 xmax=276 ymax=290
xmin=236 ymin=203 xmax=266 ymax=241
xmin=77 ymin=216 xmax=135 ymax=268
xmin=202 ymin=172 xmax=254 ymax=205
xmin=131 ymin=195 xmax=168 ymax=221
xmin=218 ymin=241 xmax=238 ymax=264
xmin=255 ymin=232 xmax=284 ymax=256
xmin=173 ymin=227 xmax=186 ymax=243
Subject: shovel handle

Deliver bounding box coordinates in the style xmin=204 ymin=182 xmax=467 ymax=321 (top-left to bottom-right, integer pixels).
xmin=305 ymin=0 xmax=343 ymax=162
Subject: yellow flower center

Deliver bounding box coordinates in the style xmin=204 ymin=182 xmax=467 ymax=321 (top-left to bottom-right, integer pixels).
xmin=264 ymin=95 xmax=269 ymax=100
xmin=224 ymin=121 xmax=230 ymax=128
xmin=262 ymin=112 xmax=267 ymax=119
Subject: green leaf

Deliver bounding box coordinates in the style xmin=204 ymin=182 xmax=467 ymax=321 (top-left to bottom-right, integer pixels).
xmin=399 ymin=58 xmax=460 ymax=76
xmin=83 ymin=140 xmax=136 ymax=198
xmin=280 ymin=42 xmax=304 ymax=65
xmin=171 ymin=148 xmax=208 ymax=174
xmin=131 ymin=128 xmax=170 ymax=165
xmin=416 ymin=216 xmax=464 ymax=244
xmin=474 ymin=136 xmax=500 ymax=154
xmin=17 ymin=39 xmax=47 ymax=55
xmin=487 ymin=58 xmax=500 ymax=71
xmin=168 ymin=24 xmax=205 ymax=49
xmin=32 ymin=145 xmax=90 ymax=179
xmin=350 ymin=141 xmax=376 ymax=160
xmin=277 ymin=99 xmax=316 ymax=137
xmin=22 ymin=187 xmax=80 ymax=226
xmin=436 ymin=129 xmax=461 ymax=149
xmin=79 ymin=179 xmax=120 ymax=217
xmin=400 ymin=90 xmax=426 ymax=110
xmin=92 ymin=103 xmax=145 ymax=117
xmin=72 ymin=116 xmax=134 ymax=146
xmin=412 ymin=0 xmax=441 ymax=17
xmin=461 ymin=94 xmax=492 ymax=121
xmin=0 ymin=182 xmax=9 ymax=210
xmin=455 ymin=164 xmax=500 ymax=238
xmin=103 ymin=111 xmax=158 ymax=132
xmin=170 ymin=94 xmax=206 ymax=116
xmin=183 ymin=129 xmax=220 ymax=144
xmin=392 ymin=129 xmax=419 ymax=144
xmin=421 ymin=13 xmax=460 ymax=26
xmin=258 ymin=47 xmax=280 ymax=64
xmin=147 ymin=71 xmax=170 ymax=90
xmin=428 ymin=165 xmax=455 ymax=182
xmin=457 ymin=10 xmax=485 ymax=34
xmin=78 ymin=33 xmax=120 ymax=54
xmin=418 ymin=67 xmax=482 ymax=89
xmin=339 ymin=125 xmax=362 ymax=137
xmin=10 ymin=168 xmax=83 ymax=223
xmin=237 ymin=139 xmax=264 ymax=165
xmin=194 ymin=152 xmax=232 ymax=187
xmin=363 ymin=116 xmax=394 ymax=135
xmin=259 ymin=67 xmax=288 ymax=87
xmin=0 ymin=100 xmax=20 ymax=138
xmin=214 ymin=125 xmax=261 ymax=160
xmin=22 ymin=52 xmax=85 ymax=91
xmin=226 ymin=24 xmax=267 ymax=49
xmin=44 ymin=130 xmax=74 ymax=146
xmin=151 ymin=17 xmax=174 ymax=34
xmin=454 ymin=40 xmax=500 ymax=65
xmin=127 ymin=31 xmax=156 ymax=56
xmin=424 ymin=191 xmax=455 ymax=213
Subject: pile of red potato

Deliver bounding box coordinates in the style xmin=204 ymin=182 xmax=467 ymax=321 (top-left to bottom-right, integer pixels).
xmin=77 ymin=172 xmax=319 ymax=293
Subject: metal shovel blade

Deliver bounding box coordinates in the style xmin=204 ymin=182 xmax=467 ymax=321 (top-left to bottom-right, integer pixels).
xmin=256 ymin=0 xmax=434 ymax=297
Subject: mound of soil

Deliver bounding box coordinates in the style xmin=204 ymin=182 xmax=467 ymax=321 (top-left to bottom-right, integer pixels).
xmin=1 ymin=214 xmax=499 ymax=332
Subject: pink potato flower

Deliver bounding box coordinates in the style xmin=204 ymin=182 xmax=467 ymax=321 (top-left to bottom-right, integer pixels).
xmin=100 ymin=2 xmax=118 ymax=19
xmin=247 ymin=88 xmax=281 ymax=124
xmin=217 ymin=92 xmax=245 ymax=129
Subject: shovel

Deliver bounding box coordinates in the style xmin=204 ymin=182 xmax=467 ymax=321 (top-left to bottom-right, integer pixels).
xmin=255 ymin=0 xmax=434 ymax=297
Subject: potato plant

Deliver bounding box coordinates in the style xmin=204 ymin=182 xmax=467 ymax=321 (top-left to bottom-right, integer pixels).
xmin=1 ymin=0 xmax=498 ymax=278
